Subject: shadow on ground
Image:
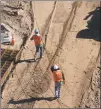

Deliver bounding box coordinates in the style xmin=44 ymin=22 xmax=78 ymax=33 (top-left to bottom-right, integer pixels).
xmin=15 ymin=59 xmax=36 ymax=64
xmin=76 ymin=7 xmax=101 ymax=42
xmin=15 ymin=57 xmax=42 ymax=64
xmin=8 ymin=97 xmax=57 ymax=104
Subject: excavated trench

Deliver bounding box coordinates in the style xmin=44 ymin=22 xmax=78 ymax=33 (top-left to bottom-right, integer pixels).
xmin=1 ymin=1 xmax=100 ymax=108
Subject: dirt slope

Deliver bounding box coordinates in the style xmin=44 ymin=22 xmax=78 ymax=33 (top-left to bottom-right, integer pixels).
xmin=80 ymin=56 xmax=100 ymax=108
xmin=1 ymin=1 xmax=100 ymax=108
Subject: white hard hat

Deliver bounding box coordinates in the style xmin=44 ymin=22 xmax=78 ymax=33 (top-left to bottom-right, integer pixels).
xmin=53 ymin=64 xmax=59 ymax=70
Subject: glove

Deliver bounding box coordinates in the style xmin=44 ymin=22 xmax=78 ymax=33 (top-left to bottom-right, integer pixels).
xmin=61 ymin=80 xmax=65 ymax=85
xmin=63 ymin=80 xmax=65 ymax=84
xmin=61 ymin=81 xmax=63 ymax=85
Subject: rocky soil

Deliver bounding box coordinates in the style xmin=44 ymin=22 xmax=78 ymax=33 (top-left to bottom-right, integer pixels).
xmin=1 ymin=0 xmax=34 ymax=49
xmin=80 ymin=55 xmax=100 ymax=108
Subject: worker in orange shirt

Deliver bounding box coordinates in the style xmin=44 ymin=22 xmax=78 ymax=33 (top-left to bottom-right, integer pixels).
xmin=50 ymin=64 xmax=65 ymax=98
xmin=11 ymin=36 xmax=15 ymax=46
xmin=30 ymin=29 xmax=43 ymax=61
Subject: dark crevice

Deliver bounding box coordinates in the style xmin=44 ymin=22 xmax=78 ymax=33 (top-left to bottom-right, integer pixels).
xmin=29 ymin=1 xmax=34 ymax=31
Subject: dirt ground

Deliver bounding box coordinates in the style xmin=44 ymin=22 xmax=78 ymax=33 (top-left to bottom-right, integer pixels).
xmin=1 ymin=1 xmax=100 ymax=108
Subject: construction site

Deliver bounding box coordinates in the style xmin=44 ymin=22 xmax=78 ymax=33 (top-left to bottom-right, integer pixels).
xmin=1 ymin=0 xmax=100 ymax=108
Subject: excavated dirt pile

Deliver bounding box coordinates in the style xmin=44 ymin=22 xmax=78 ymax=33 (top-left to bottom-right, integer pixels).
xmin=1 ymin=0 xmax=34 ymax=49
xmin=1 ymin=1 xmax=100 ymax=108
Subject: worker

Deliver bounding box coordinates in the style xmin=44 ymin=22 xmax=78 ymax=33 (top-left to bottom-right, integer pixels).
xmin=50 ymin=64 xmax=65 ymax=98
xmin=30 ymin=29 xmax=43 ymax=61
xmin=11 ymin=36 xmax=15 ymax=45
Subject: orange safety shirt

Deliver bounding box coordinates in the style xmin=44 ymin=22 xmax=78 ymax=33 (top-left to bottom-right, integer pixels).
xmin=32 ymin=35 xmax=42 ymax=45
xmin=53 ymin=70 xmax=62 ymax=82
xmin=11 ymin=38 xmax=15 ymax=45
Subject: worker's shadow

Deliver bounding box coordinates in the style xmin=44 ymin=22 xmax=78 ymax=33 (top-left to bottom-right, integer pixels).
xmin=76 ymin=7 xmax=101 ymax=42
xmin=8 ymin=97 xmax=57 ymax=104
xmin=15 ymin=59 xmax=36 ymax=64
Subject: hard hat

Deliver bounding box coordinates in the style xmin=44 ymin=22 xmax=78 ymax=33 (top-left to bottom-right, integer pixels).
xmin=53 ymin=64 xmax=59 ymax=70
xmin=51 ymin=64 xmax=59 ymax=72
xmin=34 ymin=29 xmax=39 ymax=35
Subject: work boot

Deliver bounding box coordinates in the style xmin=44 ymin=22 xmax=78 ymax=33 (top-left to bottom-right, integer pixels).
xmin=40 ymin=55 xmax=43 ymax=59
xmin=54 ymin=96 xmax=60 ymax=99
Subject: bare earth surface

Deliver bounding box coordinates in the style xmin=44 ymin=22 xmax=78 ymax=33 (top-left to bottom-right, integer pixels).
xmin=1 ymin=1 xmax=100 ymax=108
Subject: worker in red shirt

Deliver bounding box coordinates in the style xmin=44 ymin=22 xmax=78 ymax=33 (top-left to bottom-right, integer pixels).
xmin=30 ymin=29 xmax=43 ymax=61
xmin=50 ymin=64 xmax=65 ymax=98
